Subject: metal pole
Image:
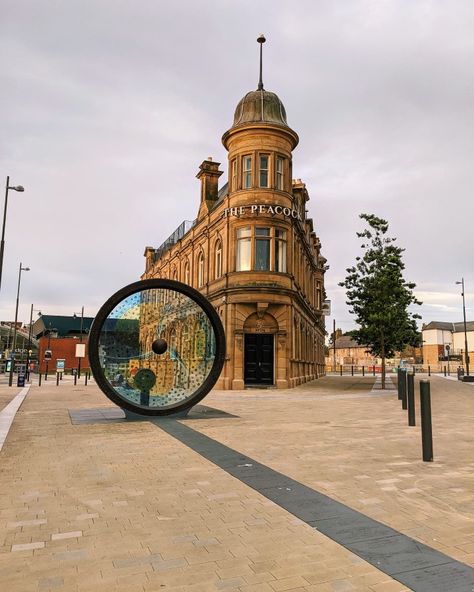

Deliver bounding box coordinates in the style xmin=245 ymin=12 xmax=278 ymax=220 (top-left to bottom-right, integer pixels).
xmin=332 ymin=318 xmax=336 ymax=372
xmin=400 ymin=369 xmax=407 ymax=409
xmin=362 ymin=366 xmax=365 ymax=377
xmin=407 ymin=373 xmax=415 ymax=426
xmin=78 ymin=306 xmax=84 ymax=378
xmin=26 ymin=303 xmax=33 ymax=381
xmin=38 ymin=372 xmax=42 ymax=386
xmin=9 ymin=262 xmax=23 ymax=386
xmin=428 ymin=365 xmax=431 ymax=377
xmin=56 ymin=372 xmax=59 ymax=386
xmin=0 ymin=177 xmax=10 ymax=293
xmin=461 ymin=278 xmax=470 ymax=376
xmin=420 ymin=380 xmax=433 ymax=461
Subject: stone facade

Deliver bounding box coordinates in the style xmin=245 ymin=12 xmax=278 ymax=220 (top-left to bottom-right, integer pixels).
xmin=142 ymin=83 xmax=326 ymax=389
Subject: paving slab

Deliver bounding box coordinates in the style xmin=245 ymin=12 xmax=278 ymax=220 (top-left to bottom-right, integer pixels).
xmin=0 ymin=375 xmax=472 ymax=591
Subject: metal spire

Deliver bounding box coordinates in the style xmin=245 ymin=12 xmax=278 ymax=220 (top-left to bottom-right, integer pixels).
xmin=257 ymin=34 xmax=266 ymax=90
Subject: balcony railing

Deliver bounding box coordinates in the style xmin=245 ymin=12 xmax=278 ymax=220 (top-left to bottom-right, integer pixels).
xmin=154 ymin=220 xmax=196 ymax=262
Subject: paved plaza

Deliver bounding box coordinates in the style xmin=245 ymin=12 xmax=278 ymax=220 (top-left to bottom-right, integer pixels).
xmin=0 ymin=374 xmax=473 ymax=591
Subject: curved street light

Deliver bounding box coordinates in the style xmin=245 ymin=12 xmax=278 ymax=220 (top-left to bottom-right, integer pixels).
xmin=1 ymin=177 xmax=25 ymax=292
xmin=9 ymin=263 xmax=30 ymax=386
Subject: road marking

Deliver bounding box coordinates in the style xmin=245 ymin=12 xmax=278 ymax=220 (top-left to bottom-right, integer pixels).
xmin=0 ymin=386 xmax=30 ymax=452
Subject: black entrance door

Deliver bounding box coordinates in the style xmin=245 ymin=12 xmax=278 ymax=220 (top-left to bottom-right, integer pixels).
xmin=244 ymin=333 xmax=274 ymax=385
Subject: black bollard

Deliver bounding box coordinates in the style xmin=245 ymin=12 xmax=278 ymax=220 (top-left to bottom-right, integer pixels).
xmin=85 ymin=373 xmax=88 ymax=386
xmin=428 ymin=365 xmax=431 ymax=377
xmin=45 ymin=371 xmax=48 ymax=381
xmin=407 ymin=373 xmax=415 ymax=426
xmin=351 ymin=365 xmax=354 ymax=376
xmin=39 ymin=373 xmax=42 ymax=387
xmin=400 ymin=369 xmax=407 ymax=409
xmin=340 ymin=365 xmax=342 ymax=376
xmin=373 ymin=365 xmax=375 ymax=377
xmin=362 ymin=366 xmax=365 ymax=377
xmin=74 ymin=373 xmax=77 ymax=386
xmin=56 ymin=372 xmax=60 ymax=386
xmin=420 ymin=380 xmax=433 ymax=462
xmin=443 ymin=366 xmax=446 ymax=376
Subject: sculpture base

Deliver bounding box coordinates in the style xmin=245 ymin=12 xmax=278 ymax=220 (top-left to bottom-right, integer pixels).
xmin=123 ymin=408 xmax=190 ymax=421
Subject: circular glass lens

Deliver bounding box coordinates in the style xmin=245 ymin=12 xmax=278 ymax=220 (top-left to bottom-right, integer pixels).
xmin=89 ymin=280 xmax=225 ymax=415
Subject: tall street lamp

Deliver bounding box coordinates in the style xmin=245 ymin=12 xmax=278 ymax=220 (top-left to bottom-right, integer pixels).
xmin=9 ymin=262 xmax=30 ymax=386
xmin=1 ymin=177 xmax=25 ymax=293
xmin=455 ymin=278 xmax=470 ymax=377
xmin=73 ymin=306 xmax=84 ymax=378
xmin=26 ymin=305 xmax=41 ymax=381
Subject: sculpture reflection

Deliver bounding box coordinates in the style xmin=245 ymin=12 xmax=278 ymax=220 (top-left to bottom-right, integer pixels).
xmin=97 ymin=288 xmax=216 ymax=409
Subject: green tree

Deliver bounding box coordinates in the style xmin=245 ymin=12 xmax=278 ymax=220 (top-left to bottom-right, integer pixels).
xmin=339 ymin=214 xmax=421 ymax=388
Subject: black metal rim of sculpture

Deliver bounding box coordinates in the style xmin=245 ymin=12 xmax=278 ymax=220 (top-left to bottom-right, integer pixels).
xmin=89 ymin=279 xmax=226 ymax=416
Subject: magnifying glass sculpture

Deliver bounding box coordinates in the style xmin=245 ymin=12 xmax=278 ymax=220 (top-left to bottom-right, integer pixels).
xmin=89 ymin=279 xmax=226 ymax=416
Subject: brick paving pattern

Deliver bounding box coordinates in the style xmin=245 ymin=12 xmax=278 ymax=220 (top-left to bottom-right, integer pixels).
xmin=0 ymin=375 xmax=472 ymax=591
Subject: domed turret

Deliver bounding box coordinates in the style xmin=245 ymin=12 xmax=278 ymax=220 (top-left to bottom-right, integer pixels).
xmin=232 ymin=89 xmax=288 ymax=128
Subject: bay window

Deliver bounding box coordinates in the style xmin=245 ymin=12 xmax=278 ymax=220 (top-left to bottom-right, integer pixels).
xmin=235 ymin=226 xmax=287 ymax=272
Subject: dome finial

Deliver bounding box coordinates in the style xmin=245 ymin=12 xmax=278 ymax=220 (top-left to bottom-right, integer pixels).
xmin=257 ymin=34 xmax=266 ymax=90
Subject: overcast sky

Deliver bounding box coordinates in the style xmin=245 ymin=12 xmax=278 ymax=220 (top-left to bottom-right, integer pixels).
xmin=1 ymin=0 xmax=473 ymax=333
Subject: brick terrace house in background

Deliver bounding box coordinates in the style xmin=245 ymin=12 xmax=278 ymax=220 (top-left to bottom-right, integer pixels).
xmin=143 ymin=58 xmax=327 ymax=389
xmin=422 ymin=320 xmax=474 ymax=368
xmin=32 ymin=314 xmax=93 ymax=373
xmin=326 ymin=336 xmax=376 ymax=369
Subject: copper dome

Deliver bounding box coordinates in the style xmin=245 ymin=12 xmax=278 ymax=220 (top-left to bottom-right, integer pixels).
xmin=232 ymin=89 xmax=288 ymax=128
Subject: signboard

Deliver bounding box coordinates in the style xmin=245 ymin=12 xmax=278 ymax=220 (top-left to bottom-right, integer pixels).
xmin=56 ymin=359 xmax=65 ymax=372
xmin=44 ymin=350 xmax=52 ymax=360
xmin=222 ymin=204 xmax=303 ymax=221
xmin=75 ymin=343 xmax=86 ymax=358
xmin=322 ymin=300 xmax=331 ymax=316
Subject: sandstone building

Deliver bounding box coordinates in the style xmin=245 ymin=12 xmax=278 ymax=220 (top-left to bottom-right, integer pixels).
xmin=142 ymin=55 xmax=327 ymax=390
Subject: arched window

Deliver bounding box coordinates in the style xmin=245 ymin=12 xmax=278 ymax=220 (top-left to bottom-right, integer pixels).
xmin=197 ymin=252 xmax=205 ymax=287
xmin=184 ymin=260 xmax=190 ymax=285
xmin=172 ymin=267 xmax=178 ymax=281
xmin=215 ymin=239 xmax=223 ymax=279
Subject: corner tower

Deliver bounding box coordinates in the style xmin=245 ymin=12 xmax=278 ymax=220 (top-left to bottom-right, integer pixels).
xmin=222 ymin=35 xmax=299 ymax=210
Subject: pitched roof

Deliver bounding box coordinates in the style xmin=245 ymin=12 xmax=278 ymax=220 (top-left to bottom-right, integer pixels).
xmin=422 ymin=321 xmax=474 ymax=333
xmin=33 ymin=315 xmax=94 ymax=338
xmin=334 ymin=336 xmax=366 ymax=349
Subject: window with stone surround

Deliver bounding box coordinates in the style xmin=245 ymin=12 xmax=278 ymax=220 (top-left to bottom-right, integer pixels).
xmin=276 ymin=156 xmax=284 ymax=190
xmin=215 ymin=239 xmax=223 ymax=279
xmin=259 ymin=154 xmax=269 ymax=188
xmin=242 ymin=155 xmax=252 ymax=189
xmin=197 ymin=251 xmax=205 ymax=287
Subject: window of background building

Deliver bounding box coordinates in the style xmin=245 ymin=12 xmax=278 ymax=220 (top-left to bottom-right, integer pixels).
xmin=197 ymin=252 xmax=205 ymax=287
xmin=236 ymin=227 xmax=251 ymax=271
xmin=243 ymin=155 xmax=252 ymax=189
xmin=276 ymin=156 xmax=284 ymax=190
xmin=259 ymin=154 xmax=269 ymax=187
xmin=215 ymin=240 xmax=223 ymax=279
xmin=184 ymin=260 xmax=190 ymax=285
xmin=231 ymin=159 xmax=237 ymax=191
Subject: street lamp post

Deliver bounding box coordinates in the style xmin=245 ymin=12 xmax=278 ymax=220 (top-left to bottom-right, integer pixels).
xmin=73 ymin=306 xmax=84 ymax=378
xmin=1 ymin=177 xmax=25 ymax=293
xmin=26 ymin=305 xmax=41 ymax=381
xmin=9 ymin=262 xmax=30 ymax=386
xmin=455 ymin=278 xmax=470 ymax=376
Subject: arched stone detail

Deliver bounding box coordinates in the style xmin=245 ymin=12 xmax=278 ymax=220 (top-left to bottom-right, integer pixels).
xmin=243 ymin=312 xmax=278 ymax=334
